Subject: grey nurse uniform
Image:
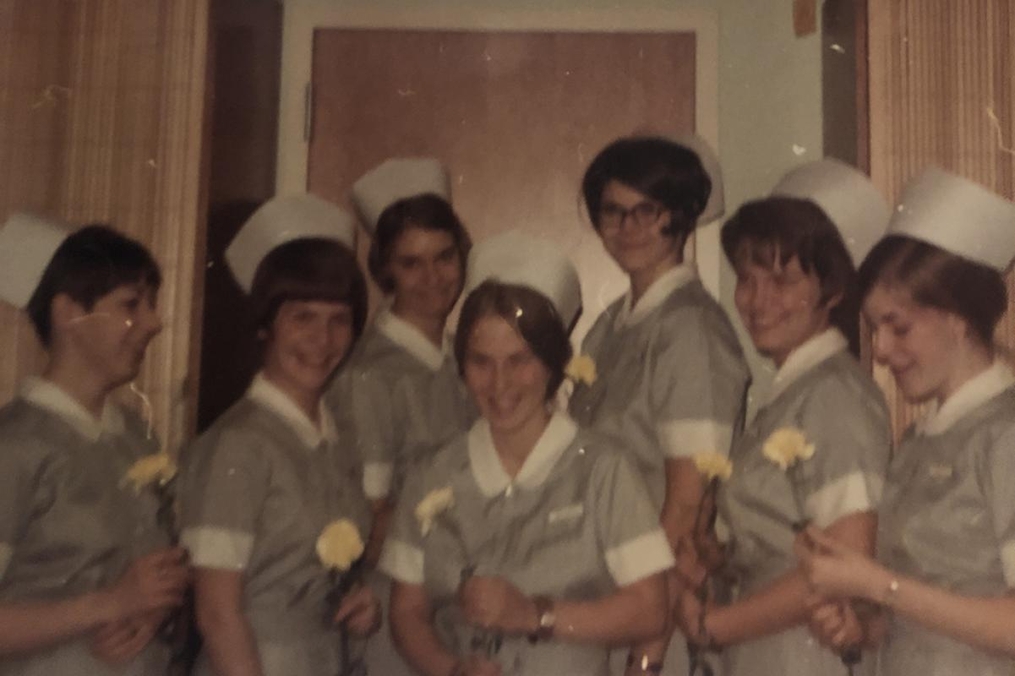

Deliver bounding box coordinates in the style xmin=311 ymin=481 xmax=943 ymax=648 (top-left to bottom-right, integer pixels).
xmin=380 ymin=412 xmax=674 ymax=676
xmin=181 ymin=374 xmax=371 ymax=676
xmin=876 ymin=362 xmax=1015 ymax=676
xmin=0 ymin=378 xmax=171 ymax=676
xmin=719 ymin=330 xmax=891 ymax=676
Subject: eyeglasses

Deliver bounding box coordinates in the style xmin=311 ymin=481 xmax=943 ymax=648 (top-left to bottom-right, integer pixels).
xmin=597 ymin=200 xmax=667 ymax=231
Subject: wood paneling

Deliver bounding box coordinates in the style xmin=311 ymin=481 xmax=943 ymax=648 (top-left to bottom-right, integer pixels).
xmin=0 ymin=0 xmax=211 ymax=452
xmin=868 ymin=0 xmax=1015 ymax=434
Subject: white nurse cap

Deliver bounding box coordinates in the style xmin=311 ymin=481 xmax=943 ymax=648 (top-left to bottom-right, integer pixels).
xmin=0 ymin=212 xmax=72 ymax=309
xmin=352 ymin=158 xmax=451 ymax=236
xmin=464 ymin=230 xmax=582 ymax=330
xmin=887 ymin=167 xmax=1015 ymax=271
xmin=225 ymin=194 xmax=356 ymax=294
xmin=771 ymin=158 xmax=890 ymax=265
xmin=675 ymin=133 xmax=725 ymax=225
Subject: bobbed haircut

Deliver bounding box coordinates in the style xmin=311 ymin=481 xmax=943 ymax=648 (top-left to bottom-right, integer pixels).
xmin=367 ymin=193 xmax=471 ymax=294
xmin=249 ymin=237 xmax=368 ymax=338
xmin=27 ymin=224 xmax=161 ymax=347
xmin=455 ymin=280 xmax=573 ymax=401
xmin=721 ymin=197 xmax=859 ymax=351
xmin=581 ymin=136 xmax=712 ymax=240
xmin=858 ymin=235 xmax=1007 ymax=348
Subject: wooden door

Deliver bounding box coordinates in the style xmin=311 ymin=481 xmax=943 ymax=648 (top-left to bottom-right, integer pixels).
xmin=306 ymin=28 xmax=696 ymax=339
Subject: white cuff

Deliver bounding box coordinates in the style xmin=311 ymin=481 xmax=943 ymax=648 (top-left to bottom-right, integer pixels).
xmin=1000 ymin=540 xmax=1015 ymax=587
xmin=604 ymin=530 xmax=675 ymax=586
xmin=805 ymin=471 xmax=882 ymax=528
xmin=379 ymin=538 xmax=424 ymax=585
xmin=0 ymin=543 xmax=12 ymax=581
xmin=657 ymin=419 xmax=733 ymax=459
xmin=363 ymin=462 xmax=394 ymax=500
xmin=181 ymin=526 xmax=254 ymax=571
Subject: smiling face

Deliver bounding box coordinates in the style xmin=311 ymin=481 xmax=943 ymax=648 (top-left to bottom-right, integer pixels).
xmin=68 ymin=282 xmax=163 ymax=389
xmin=597 ymin=180 xmax=683 ymax=285
xmin=863 ymin=283 xmax=967 ymax=404
xmin=462 ymin=314 xmax=552 ymax=439
xmin=262 ymin=299 xmax=354 ymax=406
xmin=733 ymin=255 xmax=835 ymax=366
xmin=388 ymin=225 xmax=463 ymax=324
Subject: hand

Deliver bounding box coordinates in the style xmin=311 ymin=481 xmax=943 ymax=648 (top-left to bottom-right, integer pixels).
xmin=673 ymin=536 xmax=707 ymax=592
xmin=458 ymin=576 xmax=535 ymax=635
xmin=89 ymin=611 xmax=162 ymax=665
xmin=807 ymin=600 xmax=863 ymax=652
xmin=794 ymin=526 xmax=881 ymax=601
xmin=672 ymin=587 xmax=707 ymax=645
xmin=105 ymin=547 xmax=191 ymax=621
xmin=333 ymin=585 xmax=382 ymax=638
xmin=452 ymin=654 xmax=502 ymax=676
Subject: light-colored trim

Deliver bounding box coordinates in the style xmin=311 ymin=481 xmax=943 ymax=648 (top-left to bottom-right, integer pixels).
xmin=363 ymin=461 xmax=394 ymax=500
xmin=1000 ymin=540 xmax=1015 ymax=588
xmin=181 ymin=526 xmax=255 ymax=571
xmin=604 ymin=529 xmax=675 ymax=587
xmin=805 ymin=471 xmax=881 ymax=529
xmin=277 ymin=5 xmax=721 ymax=296
xmin=657 ymin=418 xmax=734 ymax=460
xmin=379 ymin=538 xmax=425 ymax=585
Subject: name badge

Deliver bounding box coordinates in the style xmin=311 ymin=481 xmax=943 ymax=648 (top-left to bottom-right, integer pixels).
xmin=547 ymin=503 xmax=584 ymax=525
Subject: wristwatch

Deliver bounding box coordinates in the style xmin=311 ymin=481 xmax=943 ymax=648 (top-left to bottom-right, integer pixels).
xmin=528 ymin=595 xmax=555 ymax=643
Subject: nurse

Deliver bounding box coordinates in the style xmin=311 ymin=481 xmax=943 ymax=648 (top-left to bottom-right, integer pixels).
xmin=0 ymin=215 xmax=189 ymax=675
xmin=677 ymin=160 xmax=893 ymax=676
xmin=381 ymin=230 xmax=674 ymax=676
xmin=797 ymin=168 xmax=1015 ymax=676
xmin=568 ymin=135 xmax=751 ymax=674
xmin=180 ymin=195 xmax=379 ymax=676
xmin=329 ymin=157 xmax=475 ymax=548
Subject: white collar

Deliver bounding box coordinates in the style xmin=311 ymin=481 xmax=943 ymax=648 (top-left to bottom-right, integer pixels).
xmin=19 ymin=376 xmax=125 ymax=442
xmin=766 ymin=329 xmax=849 ymax=403
xmin=616 ymin=264 xmax=697 ymax=327
xmin=376 ymin=308 xmax=448 ymax=372
xmin=246 ymin=373 xmax=337 ymax=449
xmin=918 ymin=361 xmax=1015 ymax=436
xmin=468 ymin=411 xmax=579 ymax=497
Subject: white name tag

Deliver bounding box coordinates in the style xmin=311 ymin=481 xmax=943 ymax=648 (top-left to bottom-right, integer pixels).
xmin=547 ymin=503 xmax=584 ymax=525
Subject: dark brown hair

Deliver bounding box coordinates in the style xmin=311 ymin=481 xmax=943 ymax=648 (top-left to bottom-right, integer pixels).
xmin=455 ymin=281 xmax=573 ymax=400
xmin=859 ymin=235 xmax=1006 ymax=348
xmin=581 ymin=136 xmax=711 ymax=241
xmin=721 ymin=197 xmax=859 ymax=353
xmin=250 ymin=238 xmax=368 ymax=337
xmin=367 ymin=193 xmax=471 ymax=293
xmin=27 ymin=224 xmax=161 ymax=347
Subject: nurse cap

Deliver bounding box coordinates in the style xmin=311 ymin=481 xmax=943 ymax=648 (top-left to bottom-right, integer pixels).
xmin=887 ymin=167 xmax=1015 ymax=271
xmin=352 ymin=158 xmax=451 ymax=236
xmin=225 ymin=194 xmax=356 ymax=294
xmin=771 ymin=158 xmax=890 ymax=265
xmin=0 ymin=212 xmax=73 ymax=308
xmin=674 ymin=133 xmax=725 ymax=224
xmin=464 ymin=230 xmax=582 ymax=330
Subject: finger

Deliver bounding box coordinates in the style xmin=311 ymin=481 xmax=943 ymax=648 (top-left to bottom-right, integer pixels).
xmin=334 ymin=587 xmax=372 ymax=624
xmin=802 ymin=525 xmax=847 ymax=555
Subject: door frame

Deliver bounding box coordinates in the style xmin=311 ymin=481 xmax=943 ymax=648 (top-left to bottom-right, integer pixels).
xmin=275 ymin=3 xmax=721 ymax=295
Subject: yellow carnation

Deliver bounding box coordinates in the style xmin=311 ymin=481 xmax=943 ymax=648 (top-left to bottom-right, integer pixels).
xmin=316 ymin=519 xmax=364 ymax=572
xmin=564 ymin=354 xmax=598 ymax=386
xmin=415 ymin=486 xmax=454 ymax=537
xmin=693 ymin=451 xmax=733 ymax=481
xmin=122 ymin=453 xmax=177 ymax=494
xmin=762 ymin=427 xmax=815 ymax=471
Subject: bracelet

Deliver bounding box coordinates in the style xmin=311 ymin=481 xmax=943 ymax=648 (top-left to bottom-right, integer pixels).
xmin=626 ymin=654 xmax=664 ymax=674
xmin=879 ymin=577 xmax=900 ymax=607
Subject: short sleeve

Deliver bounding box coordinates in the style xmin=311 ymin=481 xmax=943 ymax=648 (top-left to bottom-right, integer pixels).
xmin=179 ymin=427 xmax=271 ymax=571
xmin=378 ymin=470 xmax=426 ymax=585
xmin=798 ymin=376 xmax=891 ymax=528
xmin=332 ymin=366 xmax=398 ymax=501
xmin=651 ymin=308 xmax=749 ymax=460
xmin=981 ymin=424 xmax=1015 ymax=587
xmin=591 ymin=452 xmax=674 ymax=586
